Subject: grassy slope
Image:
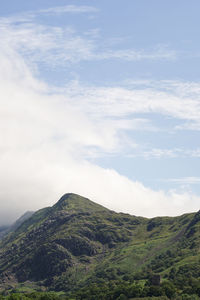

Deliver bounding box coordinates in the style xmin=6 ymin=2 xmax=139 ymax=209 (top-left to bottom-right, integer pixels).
xmin=0 ymin=193 xmax=199 ymax=292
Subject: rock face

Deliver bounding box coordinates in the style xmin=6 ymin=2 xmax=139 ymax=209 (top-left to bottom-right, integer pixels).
xmin=0 ymin=193 xmax=199 ymax=292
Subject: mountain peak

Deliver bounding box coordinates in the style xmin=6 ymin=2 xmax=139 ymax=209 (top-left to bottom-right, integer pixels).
xmin=52 ymin=193 xmax=108 ymax=213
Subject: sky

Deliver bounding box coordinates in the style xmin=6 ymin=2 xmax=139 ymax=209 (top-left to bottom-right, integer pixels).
xmin=0 ymin=0 xmax=200 ymax=224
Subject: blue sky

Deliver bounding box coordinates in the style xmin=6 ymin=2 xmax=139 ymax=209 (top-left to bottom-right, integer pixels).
xmin=0 ymin=0 xmax=200 ymax=223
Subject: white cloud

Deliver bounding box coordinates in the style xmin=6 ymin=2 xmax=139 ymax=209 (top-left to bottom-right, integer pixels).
xmin=63 ymin=80 xmax=200 ymax=131
xmin=175 ymin=122 xmax=200 ymax=131
xmin=39 ymin=5 xmax=99 ymax=15
xmin=0 ymin=15 xmax=176 ymax=68
xmin=0 ymin=37 xmax=200 ymax=225
xmin=190 ymin=149 xmax=200 ymax=157
xmin=127 ymin=147 xmax=200 ymax=159
xmin=165 ymin=177 xmax=200 ymax=184
xmin=0 ymin=10 xmax=200 ymax=224
xmin=95 ymin=45 xmax=176 ymax=61
xmin=141 ymin=148 xmax=181 ymax=159
xmin=0 ymin=21 xmax=96 ymax=66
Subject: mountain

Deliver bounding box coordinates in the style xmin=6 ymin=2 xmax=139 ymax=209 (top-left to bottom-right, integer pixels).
xmin=0 ymin=211 xmax=35 ymax=240
xmin=0 ymin=227 xmax=10 ymax=240
xmin=0 ymin=193 xmax=199 ymax=298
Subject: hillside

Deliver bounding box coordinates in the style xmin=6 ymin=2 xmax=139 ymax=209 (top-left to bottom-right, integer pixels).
xmin=0 ymin=211 xmax=35 ymax=240
xmin=0 ymin=193 xmax=199 ymax=298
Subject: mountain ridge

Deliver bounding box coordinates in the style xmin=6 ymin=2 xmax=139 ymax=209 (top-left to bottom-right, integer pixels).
xmin=52 ymin=193 xmax=109 ymax=213
xmin=0 ymin=193 xmax=199 ymax=297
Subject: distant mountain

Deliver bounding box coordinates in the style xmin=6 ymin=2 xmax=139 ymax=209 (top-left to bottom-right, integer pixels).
xmin=0 ymin=193 xmax=199 ymax=297
xmin=0 ymin=226 xmax=10 ymax=240
xmin=0 ymin=211 xmax=34 ymax=240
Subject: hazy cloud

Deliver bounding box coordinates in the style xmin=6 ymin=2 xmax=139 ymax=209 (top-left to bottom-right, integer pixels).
xmin=136 ymin=148 xmax=200 ymax=159
xmin=165 ymin=177 xmax=200 ymax=184
xmin=0 ymin=40 xmax=200 ymax=225
xmin=63 ymin=81 xmax=200 ymax=132
xmin=0 ymin=9 xmax=200 ymax=224
xmin=0 ymin=14 xmax=176 ymax=68
xmin=95 ymin=45 xmax=176 ymax=61
xmin=39 ymin=5 xmax=99 ymax=15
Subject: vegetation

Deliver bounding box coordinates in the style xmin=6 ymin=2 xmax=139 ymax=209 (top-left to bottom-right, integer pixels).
xmin=0 ymin=193 xmax=199 ymax=298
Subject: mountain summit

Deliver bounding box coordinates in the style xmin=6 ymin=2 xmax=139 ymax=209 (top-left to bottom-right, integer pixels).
xmin=52 ymin=193 xmax=108 ymax=213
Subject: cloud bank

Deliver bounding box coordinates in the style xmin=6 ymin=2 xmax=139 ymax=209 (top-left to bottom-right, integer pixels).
xmin=0 ymin=9 xmax=200 ymax=224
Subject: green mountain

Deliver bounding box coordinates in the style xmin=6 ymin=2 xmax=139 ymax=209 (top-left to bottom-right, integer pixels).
xmin=0 ymin=193 xmax=199 ymax=298
xmin=0 ymin=211 xmax=35 ymax=240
